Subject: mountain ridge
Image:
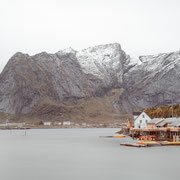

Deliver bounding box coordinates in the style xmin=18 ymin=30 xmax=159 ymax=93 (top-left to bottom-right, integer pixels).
xmin=0 ymin=43 xmax=131 ymax=122
xmin=0 ymin=43 xmax=180 ymax=122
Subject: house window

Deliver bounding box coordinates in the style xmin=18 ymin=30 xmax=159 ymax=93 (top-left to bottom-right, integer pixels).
xmin=145 ymin=120 xmax=148 ymax=123
xmin=140 ymin=120 xmax=142 ymax=123
xmin=142 ymin=115 xmax=145 ymax=118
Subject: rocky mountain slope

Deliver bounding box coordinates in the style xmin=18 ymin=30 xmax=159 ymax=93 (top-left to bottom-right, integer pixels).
xmin=120 ymin=50 xmax=180 ymax=113
xmin=0 ymin=43 xmax=180 ymax=122
xmin=0 ymin=43 xmax=133 ymax=122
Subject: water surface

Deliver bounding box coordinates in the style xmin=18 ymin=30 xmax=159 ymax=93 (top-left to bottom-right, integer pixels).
xmin=0 ymin=128 xmax=179 ymax=180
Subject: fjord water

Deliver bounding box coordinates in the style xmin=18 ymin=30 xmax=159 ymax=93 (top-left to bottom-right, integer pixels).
xmin=0 ymin=128 xmax=179 ymax=180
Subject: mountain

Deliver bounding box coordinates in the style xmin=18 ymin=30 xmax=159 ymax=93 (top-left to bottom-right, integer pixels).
xmin=120 ymin=50 xmax=180 ymax=113
xmin=0 ymin=43 xmax=133 ymax=123
xmin=0 ymin=43 xmax=180 ymax=123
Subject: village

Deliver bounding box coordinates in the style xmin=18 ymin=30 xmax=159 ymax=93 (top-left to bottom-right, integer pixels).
xmin=1 ymin=109 xmax=180 ymax=147
xmin=0 ymin=120 xmax=123 ymax=130
xmin=121 ymin=111 xmax=180 ymax=147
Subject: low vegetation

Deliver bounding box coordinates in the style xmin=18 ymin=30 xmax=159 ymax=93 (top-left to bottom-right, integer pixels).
xmin=146 ymin=104 xmax=180 ymax=118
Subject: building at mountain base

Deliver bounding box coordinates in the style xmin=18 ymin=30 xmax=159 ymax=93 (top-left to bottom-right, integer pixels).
xmin=125 ymin=112 xmax=180 ymax=141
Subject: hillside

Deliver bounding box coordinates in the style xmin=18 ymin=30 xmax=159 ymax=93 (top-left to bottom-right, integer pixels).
xmin=146 ymin=104 xmax=180 ymax=118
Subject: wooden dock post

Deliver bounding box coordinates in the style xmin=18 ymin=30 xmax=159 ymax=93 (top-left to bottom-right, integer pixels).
xmin=132 ymin=131 xmax=134 ymax=139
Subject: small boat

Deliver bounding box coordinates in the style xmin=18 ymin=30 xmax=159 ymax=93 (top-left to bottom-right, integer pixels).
xmin=99 ymin=134 xmax=126 ymax=138
xmin=160 ymin=141 xmax=180 ymax=146
xmin=114 ymin=134 xmax=126 ymax=138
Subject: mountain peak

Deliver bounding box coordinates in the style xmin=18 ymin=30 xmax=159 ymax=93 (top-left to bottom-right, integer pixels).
xmin=57 ymin=47 xmax=77 ymax=56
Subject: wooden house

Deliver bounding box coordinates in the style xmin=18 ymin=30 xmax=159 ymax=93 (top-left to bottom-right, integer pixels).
xmin=134 ymin=112 xmax=151 ymax=129
xmin=147 ymin=118 xmax=164 ymax=129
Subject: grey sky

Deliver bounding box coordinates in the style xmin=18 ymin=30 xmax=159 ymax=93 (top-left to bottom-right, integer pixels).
xmin=0 ymin=0 xmax=180 ymax=72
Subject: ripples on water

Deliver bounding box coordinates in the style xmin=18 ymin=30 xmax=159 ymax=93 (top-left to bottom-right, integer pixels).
xmin=0 ymin=128 xmax=179 ymax=180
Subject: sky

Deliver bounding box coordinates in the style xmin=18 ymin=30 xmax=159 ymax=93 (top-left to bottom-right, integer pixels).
xmin=0 ymin=0 xmax=180 ymax=72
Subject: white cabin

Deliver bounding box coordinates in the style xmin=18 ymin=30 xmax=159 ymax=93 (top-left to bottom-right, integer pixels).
xmin=63 ymin=121 xmax=71 ymax=125
xmin=134 ymin=112 xmax=151 ymax=129
xmin=43 ymin=122 xmax=51 ymax=126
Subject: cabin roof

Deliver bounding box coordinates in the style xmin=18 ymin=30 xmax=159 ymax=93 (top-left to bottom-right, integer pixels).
xmin=148 ymin=118 xmax=163 ymax=124
xmin=164 ymin=117 xmax=180 ymax=122
xmin=156 ymin=120 xmax=167 ymax=127
xmin=168 ymin=119 xmax=180 ymax=127
xmin=134 ymin=111 xmax=151 ymax=121
xmin=154 ymin=118 xmax=180 ymax=127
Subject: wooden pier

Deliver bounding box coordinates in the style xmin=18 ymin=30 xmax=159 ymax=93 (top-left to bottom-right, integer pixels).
xmin=120 ymin=143 xmax=147 ymax=147
xmin=160 ymin=142 xmax=180 ymax=146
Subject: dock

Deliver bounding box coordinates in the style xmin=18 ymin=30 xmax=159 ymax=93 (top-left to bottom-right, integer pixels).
xmin=120 ymin=143 xmax=147 ymax=147
xmin=160 ymin=142 xmax=180 ymax=146
xmin=137 ymin=141 xmax=161 ymax=147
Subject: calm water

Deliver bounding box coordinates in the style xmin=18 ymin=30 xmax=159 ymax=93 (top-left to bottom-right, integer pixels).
xmin=0 ymin=128 xmax=179 ymax=180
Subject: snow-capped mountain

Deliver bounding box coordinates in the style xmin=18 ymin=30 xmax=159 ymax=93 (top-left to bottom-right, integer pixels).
xmin=121 ymin=50 xmax=180 ymax=113
xmin=0 ymin=43 xmax=132 ymax=115
xmin=0 ymin=43 xmax=180 ymax=118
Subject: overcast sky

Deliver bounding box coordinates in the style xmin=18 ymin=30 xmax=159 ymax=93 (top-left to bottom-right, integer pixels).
xmin=0 ymin=0 xmax=180 ymax=72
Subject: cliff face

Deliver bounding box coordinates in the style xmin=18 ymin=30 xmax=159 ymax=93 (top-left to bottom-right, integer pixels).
xmin=121 ymin=51 xmax=180 ymax=113
xmin=1 ymin=43 xmax=180 ymax=120
xmin=76 ymin=43 xmax=129 ymax=87
xmin=0 ymin=51 xmax=89 ymax=114
xmin=0 ymin=43 xmax=131 ymax=116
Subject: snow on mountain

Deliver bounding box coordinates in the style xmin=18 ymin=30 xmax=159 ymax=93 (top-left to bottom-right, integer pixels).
xmin=76 ymin=43 xmax=130 ymax=86
xmin=1 ymin=42 xmax=180 ymax=115
xmin=121 ymin=50 xmax=180 ymax=113
xmin=0 ymin=43 xmax=132 ymax=114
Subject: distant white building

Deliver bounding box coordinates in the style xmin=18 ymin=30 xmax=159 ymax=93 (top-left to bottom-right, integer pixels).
xmin=43 ymin=122 xmax=51 ymax=126
xmin=63 ymin=121 xmax=71 ymax=125
xmin=134 ymin=112 xmax=151 ymax=129
xmin=53 ymin=122 xmax=62 ymax=126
